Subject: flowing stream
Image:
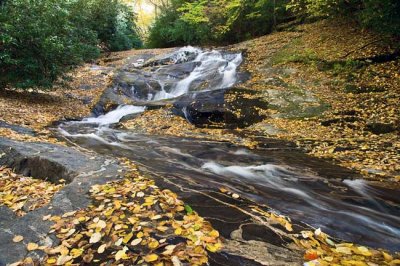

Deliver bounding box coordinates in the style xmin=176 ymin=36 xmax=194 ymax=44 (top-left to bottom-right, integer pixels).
xmin=59 ymin=47 xmax=400 ymax=252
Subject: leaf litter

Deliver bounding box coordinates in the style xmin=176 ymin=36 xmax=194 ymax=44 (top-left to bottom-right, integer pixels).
xmin=13 ymin=159 xmax=222 ymax=265
xmin=0 ymin=166 xmax=64 ymax=216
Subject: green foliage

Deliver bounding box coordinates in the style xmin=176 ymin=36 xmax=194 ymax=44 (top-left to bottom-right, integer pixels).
xmin=0 ymin=0 xmax=142 ymax=89
xmin=85 ymin=0 xmax=142 ymax=51
xmin=331 ymin=60 xmax=365 ymax=76
xmin=147 ymin=0 xmax=211 ymax=48
xmin=147 ymin=0 xmax=290 ymax=47
xmin=360 ymin=0 xmax=400 ymax=36
xmin=270 ymin=38 xmax=319 ymax=65
xmin=287 ymin=0 xmax=400 ymax=36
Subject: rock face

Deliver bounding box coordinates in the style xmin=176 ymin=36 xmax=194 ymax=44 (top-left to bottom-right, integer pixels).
xmin=172 ymin=88 xmax=268 ymax=128
xmin=0 ymin=138 xmax=124 ymax=265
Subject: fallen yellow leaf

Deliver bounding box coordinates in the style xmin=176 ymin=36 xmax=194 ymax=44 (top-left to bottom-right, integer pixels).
xmin=13 ymin=235 xmax=24 ymax=243
xmin=145 ymin=254 xmax=158 ymax=262
xmin=89 ymin=232 xmax=102 ymax=244
xmin=97 ymin=244 xmax=107 ymax=254
xmin=70 ymin=248 xmax=83 ymax=258
xmin=27 ymin=242 xmax=39 ymax=251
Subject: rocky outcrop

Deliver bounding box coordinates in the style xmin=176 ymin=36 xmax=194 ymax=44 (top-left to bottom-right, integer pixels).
xmin=172 ymin=88 xmax=268 ymax=128
xmin=0 ymin=138 xmax=124 ymax=265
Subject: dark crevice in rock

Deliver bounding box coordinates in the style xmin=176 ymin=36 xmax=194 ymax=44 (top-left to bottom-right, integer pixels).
xmin=11 ymin=157 xmax=70 ymax=184
xmin=209 ymin=252 xmax=265 ymax=266
xmin=241 ymin=224 xmax=293 ymax=247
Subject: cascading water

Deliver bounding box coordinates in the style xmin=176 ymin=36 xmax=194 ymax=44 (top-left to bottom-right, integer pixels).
xmin=153 ymin=47 xmax=243 ymax=100
xmin=83 ymin=105 xmax=146 ymax=126
xmin=58 ymin=47 xmax=400 ymax=252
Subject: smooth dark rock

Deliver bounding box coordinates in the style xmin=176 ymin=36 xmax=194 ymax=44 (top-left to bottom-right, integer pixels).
xmin=242 ymin=224 xmax=293 ymax=246
xmin=209 ymin=252 xmax=264 ymax=266
xmin=172 ymin=88 xmax=268 ymax=128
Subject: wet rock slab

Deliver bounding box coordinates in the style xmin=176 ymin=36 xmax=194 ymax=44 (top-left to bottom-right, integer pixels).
xmin=143 ymin=168 xmax=303 ymax=266
xmin=172 ymin=88 xmax=268 ymax=128
xmin=92 ymin=48 xmax=247 ymax=121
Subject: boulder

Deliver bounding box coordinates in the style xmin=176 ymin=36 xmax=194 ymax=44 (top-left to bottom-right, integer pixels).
xmin=172 ymin=88 xmax=268 ymax=128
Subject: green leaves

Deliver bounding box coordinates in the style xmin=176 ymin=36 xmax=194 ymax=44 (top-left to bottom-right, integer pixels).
xmin=287 ymin=0 xmax=400 ymax=36
xmin=184 ymin=204 xmax=193 ymax=214
xmin=178 ymin=0 xmax=209 ymax=24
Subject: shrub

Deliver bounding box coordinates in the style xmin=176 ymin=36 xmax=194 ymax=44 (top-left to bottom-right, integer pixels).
xmin=0 ymin=0 xmax=142 ymax=89
xmin=85 ymin=0 xmax=143 ymax=51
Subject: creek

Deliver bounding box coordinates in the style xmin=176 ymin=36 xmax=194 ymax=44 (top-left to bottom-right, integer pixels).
xmin=58 ymin=47 xmax=400 ymax=252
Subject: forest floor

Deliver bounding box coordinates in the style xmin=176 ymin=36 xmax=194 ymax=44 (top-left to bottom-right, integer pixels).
xmin=233 ymin=19 xmax=399 ymax=183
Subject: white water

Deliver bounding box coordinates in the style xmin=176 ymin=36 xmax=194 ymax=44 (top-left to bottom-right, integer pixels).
xmin=201 ymin=161 xmax=400 ymax=240
xmin=343 ymin=179 xmax=386 ymax=211
xmin=220 ymin=53 xmax=244 ymax=88
xmin=83 ymin=105 xmax=145 ymax=126
xmin=169 ymin=46 xmax=202 ymax=63
xmin=153 ymin=47 xmax=243 ymax=100
xmin=78 ymin=47 xmax=242 ymax=127
xmin=202 ymin=162 xmax=314 ymax=200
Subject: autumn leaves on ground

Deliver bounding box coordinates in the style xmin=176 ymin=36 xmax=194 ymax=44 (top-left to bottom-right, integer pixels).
xmin=0 ymin=19 xmax=399 ymax=265
xmin=240 ymin=19 xmax=399 ymax=183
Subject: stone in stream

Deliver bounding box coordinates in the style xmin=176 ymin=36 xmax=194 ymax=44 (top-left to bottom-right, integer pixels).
xmin=92 ymin=62 xmax=201 ymax=115
xmin=172 ymin=88 xmax=268 ymax=128
xmin=141 ymin=48 xmax=200 ymax=67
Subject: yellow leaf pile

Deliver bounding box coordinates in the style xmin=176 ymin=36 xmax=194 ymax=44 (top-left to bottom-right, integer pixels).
xmin=251 ymin=206 xmax=399 ymax=265
xmin=298 ymin=229 xmax=400 ymax=266
xmin=122 ymin=108 xmax=258 ymax=149
xmin=38 ymin=160 xmax=222 ymax=265
xmin=0 ymin=166 xmax=64 ymax=216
